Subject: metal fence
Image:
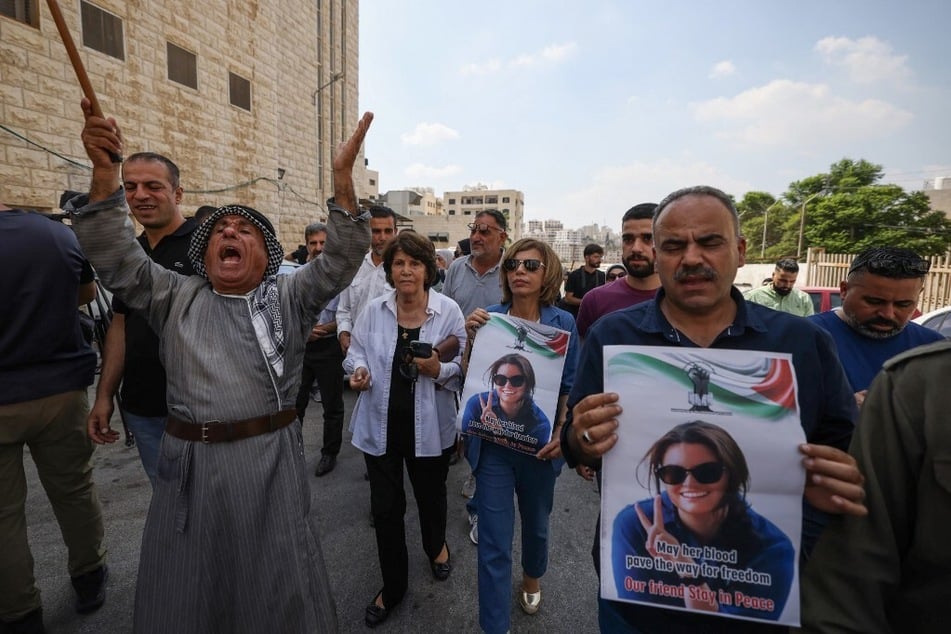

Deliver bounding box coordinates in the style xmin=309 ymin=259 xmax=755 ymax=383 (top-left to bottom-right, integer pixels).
xmin=805 ymin=247 xmax=951 ymax=313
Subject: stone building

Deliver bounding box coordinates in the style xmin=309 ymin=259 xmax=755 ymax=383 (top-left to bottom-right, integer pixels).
xmin=1 ymin=0 xmax=363 ymax=248
xmin=442 ymin=183 xmax=523 ymax=241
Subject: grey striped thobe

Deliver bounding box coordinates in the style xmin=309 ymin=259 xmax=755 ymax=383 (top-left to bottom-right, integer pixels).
xmin=72 ymin=190 xmax=369 ymax=633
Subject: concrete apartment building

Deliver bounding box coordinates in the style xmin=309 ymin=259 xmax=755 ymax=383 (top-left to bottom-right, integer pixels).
xmin=443 ymin=184 xmax=523 ymax=240
xmin=924 ymin=177 xmax=951 ymax=219
xmin=1 ymin=0 xmax=364 ymax=248
xmin=380 ymin=187 xmax=443 ymax=216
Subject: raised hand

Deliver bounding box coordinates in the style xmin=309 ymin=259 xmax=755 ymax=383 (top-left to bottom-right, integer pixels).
xmin=332 ymin=112 xmax=374 ymax=214
xmin=79 ymin=98 xmax=121 ymax=168
xmin=478 ymin=391 xmax=501 ymax=431
xmin=635 ymin=495 xmax=681 ymax=560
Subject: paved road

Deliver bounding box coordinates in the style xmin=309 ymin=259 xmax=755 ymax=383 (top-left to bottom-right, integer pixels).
xmin=24 ymin=385 xmax=602 ymax=633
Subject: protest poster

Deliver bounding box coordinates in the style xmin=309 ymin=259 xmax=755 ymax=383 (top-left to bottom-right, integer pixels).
xmin=601 ymin=346 xmax=805 ymax=626
xmin=457 ymin=313 xmax=569 ymax=455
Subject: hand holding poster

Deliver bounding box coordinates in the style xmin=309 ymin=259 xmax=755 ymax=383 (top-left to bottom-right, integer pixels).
xmin=601 ymin=346 xmax=805 ymax=627
xmin=458 ymin=314 xmax=569 ymax=456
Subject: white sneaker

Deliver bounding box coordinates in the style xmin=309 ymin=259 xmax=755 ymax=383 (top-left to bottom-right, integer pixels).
xmin=461 ymin=473 xmax=476 ymax=498
xmin=468 ymin=513 xmax=479 ymax=545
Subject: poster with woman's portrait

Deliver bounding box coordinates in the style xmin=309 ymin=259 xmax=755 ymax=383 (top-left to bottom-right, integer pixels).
xmin=457 ymin=314 xmax=569 ymax=456
xmin=601 ymin=346 xmax=805 ymax=627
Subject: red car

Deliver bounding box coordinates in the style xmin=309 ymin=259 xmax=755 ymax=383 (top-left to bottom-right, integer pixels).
xmin=801 ymin=286 xmax=841 ymax=313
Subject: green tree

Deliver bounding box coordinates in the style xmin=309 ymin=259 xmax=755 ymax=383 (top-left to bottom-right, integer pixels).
xmin=736 ymin=191 xmax=797 ymax=262
xmin=786 ymin=158 xmax=951 ymax=256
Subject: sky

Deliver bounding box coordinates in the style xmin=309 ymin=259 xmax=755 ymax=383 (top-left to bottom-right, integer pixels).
xmin=359 ymin=0 xmax=951 ymax=228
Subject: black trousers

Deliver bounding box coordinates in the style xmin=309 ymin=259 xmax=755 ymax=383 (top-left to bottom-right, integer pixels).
xmin=364 ymin=445 xmax=452 ymax=608
xmin=294 ymin=337 xmax=345 ymax=456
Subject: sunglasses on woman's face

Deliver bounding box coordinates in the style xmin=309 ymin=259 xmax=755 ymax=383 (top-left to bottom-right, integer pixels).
xmin=492 ymin=374 xmax=526 ymax=388
xmin=502 ymin=258 xmax=545 ymax=273
xmin=655 ymin=462 xmax=724 ymax=485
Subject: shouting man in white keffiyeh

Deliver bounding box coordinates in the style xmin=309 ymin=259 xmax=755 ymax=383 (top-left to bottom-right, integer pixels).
xmin=67 ymin=98 xmax=374 ymax=634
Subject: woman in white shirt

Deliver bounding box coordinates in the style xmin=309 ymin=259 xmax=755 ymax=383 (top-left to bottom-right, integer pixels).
xmin=345 ymin=231 xmax=466 ymax=628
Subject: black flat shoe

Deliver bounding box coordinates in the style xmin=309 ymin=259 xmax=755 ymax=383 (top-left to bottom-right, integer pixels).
xmin=365 ymin=591 xmax=390 ymax=628
xmin=431 ymin=544 xmax=452 ymax=581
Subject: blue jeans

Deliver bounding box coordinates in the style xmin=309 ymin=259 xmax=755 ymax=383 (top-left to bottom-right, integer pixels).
xmin=122 ymin=411 xmax=165 ymax=487
xmin=475 ymin=441 xmax=556 ymax=634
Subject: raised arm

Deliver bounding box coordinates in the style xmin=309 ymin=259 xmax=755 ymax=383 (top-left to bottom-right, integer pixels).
xmin=333 ymin=112 xmax=374 ymax=214
xmin=79 ymin=97 xmax=122 ymax=203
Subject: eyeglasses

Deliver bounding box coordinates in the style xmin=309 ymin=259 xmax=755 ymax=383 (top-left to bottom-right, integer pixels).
xmin=492 ymin=374 xmax=526 ymax=388
xmin=606 ymin=272 xmax=624 ymax=281
xmin=655 ymin=462 xmax=724 ymax=485
xmin=502 ymin=258 xmax=545 ymax=273
xmin=848 ymin=255 xmax=930 ymax=277
xmin=468 ymin=223 xmax=504 ymax=236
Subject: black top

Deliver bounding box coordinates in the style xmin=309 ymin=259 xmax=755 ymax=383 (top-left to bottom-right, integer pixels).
xmin=112 ymin=218 xmax=197 ymax=415
xmin=387 ymin=324 xmax=420 ymax=456
xmin=563 ymin=267 xmax=605 ymax=316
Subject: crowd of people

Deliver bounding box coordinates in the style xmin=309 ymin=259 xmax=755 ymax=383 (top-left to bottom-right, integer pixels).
xmin=1 ymin=102 xmax=948 ymax=634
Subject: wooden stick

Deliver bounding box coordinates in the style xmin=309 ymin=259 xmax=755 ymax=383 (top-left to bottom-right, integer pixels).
xmin=46 ymin=0 xmax=121 ymax=161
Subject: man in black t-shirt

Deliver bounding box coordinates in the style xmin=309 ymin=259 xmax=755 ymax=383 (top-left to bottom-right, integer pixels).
xmin=86 ymin=152 xmax=197 ymax=486
xmin=561 ymin=243 xmax=605 ymax=317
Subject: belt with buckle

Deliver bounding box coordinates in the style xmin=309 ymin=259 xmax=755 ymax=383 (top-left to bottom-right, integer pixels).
xmin=164 ymin=409 xmax=297 ymax=444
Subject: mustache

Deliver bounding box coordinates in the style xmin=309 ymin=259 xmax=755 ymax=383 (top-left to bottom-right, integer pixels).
xmin=673 ymin=265 xmax=717 ymax=282
xmin=862 ymin=317 xmax=900 ymax=330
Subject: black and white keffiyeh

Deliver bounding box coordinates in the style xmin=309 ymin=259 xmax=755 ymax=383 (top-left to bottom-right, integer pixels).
xmin=187 ymin=204 xmax=285 ymax=278
xmin=187 ymin=204 xmax=288 ymax=376
xmin=247 ymin=278 xmax=286 ymax=377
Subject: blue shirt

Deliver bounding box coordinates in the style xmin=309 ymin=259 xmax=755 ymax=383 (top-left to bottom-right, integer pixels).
xmin=809 ymin=310 xmax=944 ymax=392
xmin=562 ymin=287 xmax=856 ymax=633
xmin=461 ymin=389 xmax=552 ymax=455
xmin=612 ymin=493 xmax=795 ymax=622
xmin=0 ymin=209 xmax=97 ymax=404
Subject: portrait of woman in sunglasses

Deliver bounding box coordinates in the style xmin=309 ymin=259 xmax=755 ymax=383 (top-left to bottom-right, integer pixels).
xmin=461 ymin=353 xmax=552 ymax=453
xmin=611 ymin=420 xmax=795 ymax=622
xmin=462 ymin=238 xmax=579 ymax=634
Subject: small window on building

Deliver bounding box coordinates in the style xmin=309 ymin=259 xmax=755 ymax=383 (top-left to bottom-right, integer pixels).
xmin=448 ymin=209 xmax=455 ymax=215
xmin=167 ymin=42 xmax=197 ymax=89
xmin=81 ymin=1 xmax=124 ymax=61
xmin=1 ymin=0 xmax=38 ymax=26
xmin=229 ymin=72 xmax=251 ymax=111
xmin=448 ymin=198 xmax=456 ymax=204
xmin=502 ymin=196 xmax=510 ymax=203
xmin=369 ymin=179 xmax=376 ymax=186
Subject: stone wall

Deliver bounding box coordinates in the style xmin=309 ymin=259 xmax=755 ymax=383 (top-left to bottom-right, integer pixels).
xmin=0 ymin=0 xmax=360 ymax=250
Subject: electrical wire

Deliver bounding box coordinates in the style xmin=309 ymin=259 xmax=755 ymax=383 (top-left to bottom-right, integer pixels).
xmin=0 ymin=123 xmax=326 ymax=205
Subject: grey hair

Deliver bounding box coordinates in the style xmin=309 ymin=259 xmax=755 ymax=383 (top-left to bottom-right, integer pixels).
xmin=305 ymin=222 xmax=327 ymax=239
xmin=653 ymin=186 xmax=741 ymax=237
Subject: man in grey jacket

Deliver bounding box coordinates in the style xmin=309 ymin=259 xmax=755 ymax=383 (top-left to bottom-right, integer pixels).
xmin=70 ymin=98 xmax=372 ymax=634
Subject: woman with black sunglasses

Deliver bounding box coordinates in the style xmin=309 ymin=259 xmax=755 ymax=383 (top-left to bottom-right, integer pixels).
xmin=461 ymin=353 xmax=553 ymax=454
xmin=611 ymin=420 xmax=795 ymax=621
xmin=344 ymin=232 xmax=466 ymax=627
xmin=463 ymin=238 xmax=579 ymax=634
